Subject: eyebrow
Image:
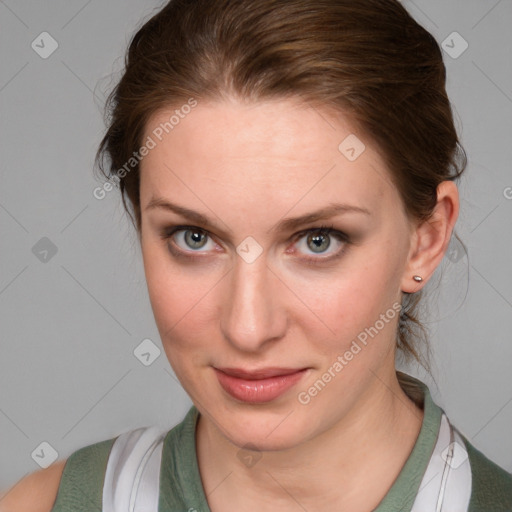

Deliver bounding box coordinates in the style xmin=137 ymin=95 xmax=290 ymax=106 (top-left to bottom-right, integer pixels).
xmin=145 ymin=196 xmax=371 ymax=236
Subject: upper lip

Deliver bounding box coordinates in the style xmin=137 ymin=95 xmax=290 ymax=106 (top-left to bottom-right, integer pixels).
xmin=214 ymin=367 xmax=308 ymax=380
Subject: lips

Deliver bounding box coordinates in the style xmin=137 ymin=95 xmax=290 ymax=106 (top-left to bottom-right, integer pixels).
xmin=217 ymin=367 xmax=305 ymax=379
xmin=214 ymin=366 xmax=309 ymax=403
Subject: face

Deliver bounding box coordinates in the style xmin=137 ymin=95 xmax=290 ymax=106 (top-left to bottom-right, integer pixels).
xmin=139 ymin=97 xmax=414 ymax=451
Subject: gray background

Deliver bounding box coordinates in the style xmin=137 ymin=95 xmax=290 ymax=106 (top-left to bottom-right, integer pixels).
xmin=1 ymin=0 xmax=511 ymax=491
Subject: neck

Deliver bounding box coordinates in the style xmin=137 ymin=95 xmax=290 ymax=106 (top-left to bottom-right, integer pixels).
xmin=196 ymin=371 xmax=424 ymax=512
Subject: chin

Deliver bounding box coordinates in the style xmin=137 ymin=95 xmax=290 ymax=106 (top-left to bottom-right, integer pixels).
xmin=226 ymin=424 xmax=308 ymax=453
xmin=209 ymin=399 xmax=314 ymax=452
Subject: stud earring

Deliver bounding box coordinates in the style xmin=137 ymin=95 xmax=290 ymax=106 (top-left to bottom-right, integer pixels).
xmin=413 ymin=275 xmax=423 ymax=282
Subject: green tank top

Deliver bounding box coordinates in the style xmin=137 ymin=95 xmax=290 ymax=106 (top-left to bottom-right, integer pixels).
xmin=50 ymin=376 xmax=512 ymax=511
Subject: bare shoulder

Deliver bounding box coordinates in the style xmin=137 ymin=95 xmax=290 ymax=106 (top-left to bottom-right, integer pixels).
xmin=0 ymin=459 xmax=67 ymax=512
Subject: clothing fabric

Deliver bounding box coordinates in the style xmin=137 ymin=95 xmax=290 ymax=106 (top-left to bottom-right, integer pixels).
xmin=101 ymin=411 xmax=472 ymax=512
xmin=50 ymin=376 xmax=512 ymax=511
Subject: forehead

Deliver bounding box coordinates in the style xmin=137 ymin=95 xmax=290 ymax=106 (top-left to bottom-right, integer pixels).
xmin=139 ymin=98 xmax=399 ymax=220
xmin=143 ymin=98 xmax=364 ymax=164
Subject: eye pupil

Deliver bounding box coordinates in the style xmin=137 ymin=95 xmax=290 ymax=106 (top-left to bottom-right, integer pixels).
xmin=307 ymin=232 xmax=330 ymax=253
xmin=185 ymin=229 xmax=207 ymax=249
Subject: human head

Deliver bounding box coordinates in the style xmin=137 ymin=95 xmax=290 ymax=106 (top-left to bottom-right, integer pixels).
xmin=95 ymin=0 xmax=466 ymax=439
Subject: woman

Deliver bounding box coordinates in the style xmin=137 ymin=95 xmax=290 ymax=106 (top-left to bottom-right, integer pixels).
xmin=2 ymin=0 xmax=511 ymax=510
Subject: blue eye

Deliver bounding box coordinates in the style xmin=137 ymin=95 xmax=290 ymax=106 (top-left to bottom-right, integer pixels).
xmin=166 ymin=227 xmax=215 ymax=253
xmin=292 ymin=225 xmax=349 ymax=265
xmin=160 ymin=224 xmax=350 ymax=265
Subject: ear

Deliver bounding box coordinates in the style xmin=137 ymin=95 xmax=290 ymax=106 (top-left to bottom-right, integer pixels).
xmin=401 ymin=181 xmax=460 ymax=293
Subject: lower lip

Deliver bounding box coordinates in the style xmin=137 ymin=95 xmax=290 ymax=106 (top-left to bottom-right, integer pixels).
xmin=214 ymin=368 xmax=308 ymax=403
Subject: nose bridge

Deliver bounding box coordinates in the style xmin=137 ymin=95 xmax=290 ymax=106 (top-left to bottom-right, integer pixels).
xmin=221 ymin=253 xmax=285 ymax=351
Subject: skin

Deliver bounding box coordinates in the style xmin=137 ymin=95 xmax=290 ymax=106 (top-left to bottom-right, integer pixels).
xmin=0 ymin=97 xmax=458 ymax=511
xmin=138 ymin=97 xmax=459 ymax=511
xmin=0 ymin=460 xmax=66 ymax=512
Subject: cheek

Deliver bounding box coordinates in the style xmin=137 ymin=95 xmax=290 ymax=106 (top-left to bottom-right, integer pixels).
xmin=294 ymin=269 xmax=402 ymax=415
xmin=293 ymin=266 xmax=392 ymax=338
xmin=294 ymin=247 xmax=403 ymax=362
xmin=141 ymin=240 xmax=221 ymax=352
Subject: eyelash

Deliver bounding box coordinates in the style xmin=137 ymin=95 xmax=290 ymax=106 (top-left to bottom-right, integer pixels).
xmin=158 ymin=224 xmax=350 ymax=266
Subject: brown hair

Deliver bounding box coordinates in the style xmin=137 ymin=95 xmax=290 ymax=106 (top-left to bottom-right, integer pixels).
xmin=95 ymin=0 xmax=467 ymax=388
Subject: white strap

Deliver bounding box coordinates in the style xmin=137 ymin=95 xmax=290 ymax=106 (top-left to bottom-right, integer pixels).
xmin=411 ymin=413 xmax=472 ymax=511
xmin=102 ymin=415 xmax=472 ymax=511
xmin=102 ymin=426 xmax=167 ymax=512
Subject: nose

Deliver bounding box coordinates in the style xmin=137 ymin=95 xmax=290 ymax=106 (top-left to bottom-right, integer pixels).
xmin=220 ymin=253 xmax=287 ymax=353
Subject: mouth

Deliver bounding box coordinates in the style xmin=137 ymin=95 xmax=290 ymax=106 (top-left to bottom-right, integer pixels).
xmin=213 ymin=366 xmax=310 ymax=403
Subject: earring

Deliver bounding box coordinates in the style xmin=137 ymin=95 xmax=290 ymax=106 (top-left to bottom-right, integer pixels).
xmin=413 ymin=275 xmax=423 ymax=282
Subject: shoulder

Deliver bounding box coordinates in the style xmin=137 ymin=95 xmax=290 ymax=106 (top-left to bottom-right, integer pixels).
xmin=50 ymin=436 xmax=117 ymax=512
xmin=459 ymin=434 xmax=512 ymax=511
xmin=0 ymin=436 xmax=117 ymax=512
xmin=0 ymin=459 xmax=67 ymax=512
